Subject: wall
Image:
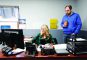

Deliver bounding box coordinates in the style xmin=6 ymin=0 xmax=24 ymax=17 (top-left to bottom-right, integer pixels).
xmin=0 ymin=0 xmax=77 ymax=29
xmin=76 ymin=0 xmax=87 ymax=30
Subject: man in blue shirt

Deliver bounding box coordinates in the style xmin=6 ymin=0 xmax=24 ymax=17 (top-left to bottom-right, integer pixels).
xmin=61 ymin=5 xmax=82 ymax=43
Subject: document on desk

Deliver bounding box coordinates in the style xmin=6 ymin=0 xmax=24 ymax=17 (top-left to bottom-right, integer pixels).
xmin=70 ymin=38 xmax=86 ymax=41
xmin=12 ymin=48 xmax=25 ymax=54
xmin=16 ymin=52 xmax=26 ymax=57
xmin=53 ymin=44 xmax=67 ymax=49
xmin=53 ymin=44 xmax=69 ymax=54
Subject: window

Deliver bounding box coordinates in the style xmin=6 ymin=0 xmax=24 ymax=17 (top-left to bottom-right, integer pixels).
xmin=0 ymin=6 xmax=19 ymax=19
xmin=0 ymin=6 xmax=19 ymax=29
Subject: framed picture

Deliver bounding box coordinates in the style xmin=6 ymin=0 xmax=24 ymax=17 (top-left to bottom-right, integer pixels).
xmin=19 ymin=19 xmax=26 ymax=24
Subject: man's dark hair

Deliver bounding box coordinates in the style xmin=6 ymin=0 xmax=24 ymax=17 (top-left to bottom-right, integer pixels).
xmin=65 ymin=5 xmax=72 ymax=10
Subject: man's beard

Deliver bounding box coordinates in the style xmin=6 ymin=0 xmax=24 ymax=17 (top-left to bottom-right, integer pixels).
xmin=66 ymin=12 xmax=71 ymax=16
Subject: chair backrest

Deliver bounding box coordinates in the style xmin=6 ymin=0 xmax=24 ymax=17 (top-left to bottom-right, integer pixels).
xmin=52 ymin=38 xmax=58 ymax=44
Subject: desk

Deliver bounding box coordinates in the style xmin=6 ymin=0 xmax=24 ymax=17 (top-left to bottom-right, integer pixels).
xmin=0 ymin=44 xmax=87 ymax=60
xmin=0 ymin=51 xmax=15 ymax=58
xmin=0 ymin=51 xmax=87 ymax=60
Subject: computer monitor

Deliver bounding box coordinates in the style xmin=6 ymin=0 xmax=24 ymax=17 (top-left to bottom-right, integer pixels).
xmin=1 ymin=29 xmax=24 ymax=49
xmin=1 ymin=25 xmax=11 ymax=29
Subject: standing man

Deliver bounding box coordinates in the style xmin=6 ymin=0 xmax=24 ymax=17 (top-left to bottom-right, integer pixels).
xmin=61 ymin=5 xmax=82 ymax=43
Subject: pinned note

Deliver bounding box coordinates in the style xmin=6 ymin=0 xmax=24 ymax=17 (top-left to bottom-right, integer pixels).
xmin=50 ymin=18 xmax=58 ymax=29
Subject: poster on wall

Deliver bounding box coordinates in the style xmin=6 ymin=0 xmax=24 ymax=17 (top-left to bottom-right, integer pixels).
xmin=50 ymin=18 xmax=58 ymax=29
xmin=19 ymin=19 xmax=26 ymax=24
xmin=19 ymin=19 xmax=26 ymax=29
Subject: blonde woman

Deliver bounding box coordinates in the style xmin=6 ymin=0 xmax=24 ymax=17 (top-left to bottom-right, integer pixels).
xmin=32 ymin=24 xmax=55 ymax=46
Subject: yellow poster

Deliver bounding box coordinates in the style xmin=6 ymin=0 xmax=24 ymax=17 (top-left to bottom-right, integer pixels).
xmin=50 ymin=18 xmax=58 ymax=29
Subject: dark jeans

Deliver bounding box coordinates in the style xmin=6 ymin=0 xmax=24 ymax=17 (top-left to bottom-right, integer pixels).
xmin=64 ymin=34 xmax=77 ymax=43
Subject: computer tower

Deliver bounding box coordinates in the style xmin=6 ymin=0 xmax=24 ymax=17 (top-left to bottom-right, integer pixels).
xmin=67 ymin=38 xmax=87 ymax=54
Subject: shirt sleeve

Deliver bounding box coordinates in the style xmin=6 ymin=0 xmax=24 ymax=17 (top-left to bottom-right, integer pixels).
xmin=32 ymin=33 xmax=40 ymax=44
xmin=49 ymin=34 xmax=55 ymax=44
xmin=74 ymin=14 xmax=82 ymax=34
xmin=61 ymin=16 xmax=67 ymax=28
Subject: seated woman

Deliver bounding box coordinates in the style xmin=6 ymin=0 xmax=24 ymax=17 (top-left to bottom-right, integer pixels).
xmin=32 ymin=24 xmax=55 ymax=46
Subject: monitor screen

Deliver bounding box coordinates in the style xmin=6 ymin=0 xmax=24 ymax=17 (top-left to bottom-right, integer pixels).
xmin=1 ymin=25 xmax=11 ymax=29
xmin=1 ymin=29 xmax=24 ymax=49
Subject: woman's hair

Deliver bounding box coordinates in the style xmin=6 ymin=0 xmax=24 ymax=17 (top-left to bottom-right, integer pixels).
xmin=40 ymin=24 xmax=50 ymax=37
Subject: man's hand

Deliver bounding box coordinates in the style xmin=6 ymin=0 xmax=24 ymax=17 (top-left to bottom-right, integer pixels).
xmin=63 ymin=21 xmax=68 ymax=27
xmin=71 ymin=33 xmax=75 ymax=36
xmin=71 ymin=33 xmax=75 ymax=38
